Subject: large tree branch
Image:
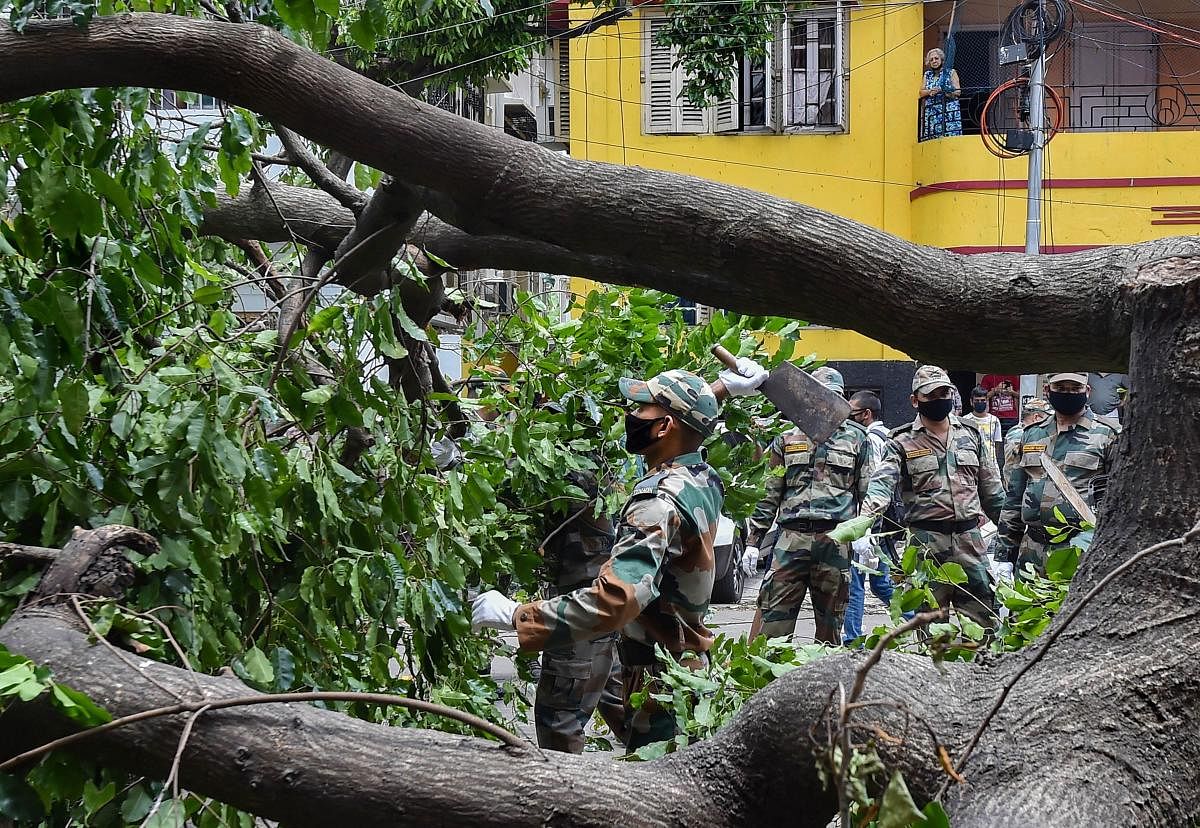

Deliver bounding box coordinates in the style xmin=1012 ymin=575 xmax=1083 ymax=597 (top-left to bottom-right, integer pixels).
xmin=273 ymin=123 xmax=367 ymax=213
xmin=200 ymin=183 xmax=722 ymax=302
xmin=9 ymin=14 xmax=1200 ymax=368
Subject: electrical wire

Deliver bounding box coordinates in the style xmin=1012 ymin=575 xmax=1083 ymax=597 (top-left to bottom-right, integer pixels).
xmin=398 ymin=0 xmax=948 ymax=95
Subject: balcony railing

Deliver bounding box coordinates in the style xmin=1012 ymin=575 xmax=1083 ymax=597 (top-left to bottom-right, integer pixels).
xmin=918 ymin=82 xmax=1200 ymax=143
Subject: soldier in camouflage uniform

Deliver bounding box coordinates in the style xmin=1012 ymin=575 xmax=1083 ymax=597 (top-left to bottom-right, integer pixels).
xmin=746 ymin=367 xmax=874 ymax=645
xmin=472 ymin=363 xmax=767 ymax=750
xmin=996 ymin=372 xmax=1120 ymax=579
xmin=1001 ymin=397 xmax=1054 ymax=478
xmin=535 ymin=466 xmax=626 ymax=753
xmin=861 ymin=365 xmax=1006 ymax=630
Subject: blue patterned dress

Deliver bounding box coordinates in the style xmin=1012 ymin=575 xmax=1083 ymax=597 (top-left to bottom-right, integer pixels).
xmin=921 ymin=68 xmax=962 ymax=140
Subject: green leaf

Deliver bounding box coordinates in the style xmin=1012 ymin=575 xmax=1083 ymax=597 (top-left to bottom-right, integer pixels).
xmin=50 ymin=682 xmax=112 ymax=725
xmin=270 ymin=646 xmax=296 ymax=691
xmin=919 ymin=801 xmax=951 ymax=828
xmin=0 ymin=772 xmax=44 ymax=821
xmin=119 ymin=783 xmax=154 ymax=821
xmin=827 ymin=515 xmax=874 ymax=543
xmin=301 ymin=386 xmax=333 ymax=405
xmin=240 ymin=645 xmax=274 ymax=686
xmin=876 ymin=772 xmax=925 ymax=828
xmin=57 ymin=379 xmax=89 ymax=436
xmin=82 ymin=779 xmax=116 ymax=816
xmin=1044 ymin=545 xmax=1081 ymax=581
xmin=938 ymin=562 xmax=968 ymax=585
xmin=0 ymin=479 xmax=32 ymax=522
xmin=193 ymin=284 xmax=224 ymax=305
xmin=630 ymin=740 xmax=672 ymax=761
xmin=143 ymin=799 xmax=186 ymax=828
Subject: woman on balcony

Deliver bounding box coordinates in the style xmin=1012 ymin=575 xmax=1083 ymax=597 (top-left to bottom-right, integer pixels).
xmin=920 ymin=47 xmax=962 ymax=141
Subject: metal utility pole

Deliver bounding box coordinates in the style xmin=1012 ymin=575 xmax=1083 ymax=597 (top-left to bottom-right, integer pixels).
xmin=1024 ymin=4 xmax=1047 ymax=255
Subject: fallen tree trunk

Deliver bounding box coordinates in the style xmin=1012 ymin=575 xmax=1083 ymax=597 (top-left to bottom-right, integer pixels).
xmin=7 ymin=14 xmax=1199 ymax=369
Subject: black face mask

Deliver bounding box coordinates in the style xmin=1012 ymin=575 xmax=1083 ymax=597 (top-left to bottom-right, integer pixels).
xmin=1047 ymin=391 xmax=1088 ymax=416
xmin=624 ymin=413 xmax=666 ymax=453
xmin=972 ymin=401 xmax=988 ymax=413
xmin=917 ymin=398 xmax=955 ymax=422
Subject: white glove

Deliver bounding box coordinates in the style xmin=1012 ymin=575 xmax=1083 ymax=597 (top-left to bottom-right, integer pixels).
xmin=718 ymin=357 xmax=769 ymax=398
xmin=471 ymin=590 xmax=519 ymax=633
xmin=741 ymin=545 xmax=760 ymax=576
xmin=851 ymin=535 xmax=873 ymax=560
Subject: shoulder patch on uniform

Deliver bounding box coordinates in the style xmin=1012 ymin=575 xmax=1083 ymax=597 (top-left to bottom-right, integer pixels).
xmin=905 ymin=447 xmax=933 ymax=459
xmin=1094 ymin=413 xmax=1122 ymax=432
xmin=1022 ymin=443 xmax=1047 ymax=453
xmin=631 ymin=470 xmax=669 ymax=496
xmin=784 ymin=442 xmax=810 ymax=453
xmin=889 ymin=423 xmax=914 ymax=438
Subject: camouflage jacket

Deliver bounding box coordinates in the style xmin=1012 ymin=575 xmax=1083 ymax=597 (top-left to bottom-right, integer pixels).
xmin=863 ymin=415 xmax=1005 ymax=525
xmin=541 ymin=468 xmax=616 ymax=595
xmin=515 ymin=451 xmax=723 ymax=656
xmin=996 ymin=412 xmax=1119 ymax=548
xmin=749 ymin=421 xmax=873 ymax=544
xmin=1001 ymin=422 xmax=1026 ymax=479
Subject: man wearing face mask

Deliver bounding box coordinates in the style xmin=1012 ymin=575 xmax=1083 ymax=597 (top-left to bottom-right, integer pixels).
xmin=963 ymin=386 xmax=1003 ymax=466
xmin=995 ymin=373 xmax=1120 ymax=579
xmin=745 ymin=367 xmax=875 ymax=646
xmin=859 ymin=365 xmax=1006 ymax=630
xmin=471 ymin=362 xmax=767 ymax=750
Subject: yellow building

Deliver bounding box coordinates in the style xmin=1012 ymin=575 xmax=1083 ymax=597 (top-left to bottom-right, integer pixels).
xmin=557 ymin=0 xmax=1200 ymax=419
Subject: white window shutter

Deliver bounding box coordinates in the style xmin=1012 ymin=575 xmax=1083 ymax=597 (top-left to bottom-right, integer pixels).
xmin=556 ymin=37 xmax=571 ymax=140
xmin=711 ymin=72 xmax=740 ymax=132
xmin=674 ymin=63 xmax=708 ymax=133
xmin=644 ymin=18 xmax=676 ymax=133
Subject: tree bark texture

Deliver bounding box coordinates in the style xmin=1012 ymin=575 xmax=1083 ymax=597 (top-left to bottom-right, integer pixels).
xmin=7 ymin=14 xmax=1200 ymax=369
xmin=4 ymin=14 xmax=1200 ymax=827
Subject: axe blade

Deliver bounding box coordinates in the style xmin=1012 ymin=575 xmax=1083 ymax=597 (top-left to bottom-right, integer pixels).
xmin=763 ymin=362 xmax=851 ymax=444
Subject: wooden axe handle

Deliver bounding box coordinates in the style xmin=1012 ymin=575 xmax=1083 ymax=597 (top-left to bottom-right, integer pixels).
xmin=711 ymin=345 xmax=739 ymax=370
xmin=710 ymin=345 xmax=740 ymax=401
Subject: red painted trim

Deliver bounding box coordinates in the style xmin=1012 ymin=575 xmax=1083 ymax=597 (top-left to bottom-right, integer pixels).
xmin=1151 ymin=219 xmax=1200 ymax=225
xmin=946 ymin=245 xmax=1099 ymax=254
xmin=910 ymin=176 xmax=1200 ymax=201
xmin=1151 ymin=205 xmax=1200 ymax=211
xmin=1157 ymin=212 xmax=1200 ymax=219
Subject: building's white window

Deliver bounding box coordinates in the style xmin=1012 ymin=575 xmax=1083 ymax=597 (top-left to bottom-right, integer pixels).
xmin=643 ymin=15 xmax=737 ymax=134
xmin=155 ymin=91 xmax=222 ymax=111
xmin=643 ymin=5 xmax=847 ymax=135
xmin=785 ymin=9 xmax=844 ymax=128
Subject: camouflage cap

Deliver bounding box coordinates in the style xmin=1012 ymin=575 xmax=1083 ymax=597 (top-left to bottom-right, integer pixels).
xmin=619 ymin=369 xmax=719 ymax=436
xmin=810 ymin=366 xmax=845 ymax=395
xmin=1047 ymin=372 xmax=1088 ymax=385
xmin=1022 ymin=397 xmax=1053 ymax=416
xmin=912 ymin=364 xmax=954 ymax=395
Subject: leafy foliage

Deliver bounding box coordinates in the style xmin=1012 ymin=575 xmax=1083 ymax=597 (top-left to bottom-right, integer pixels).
xmin=625 ymin=634 xmax=829 ymax=760
xmin=656 ymin=0 xmax=784 ymax=108
xmin=0 ymin=71 xmax=807 ymax=815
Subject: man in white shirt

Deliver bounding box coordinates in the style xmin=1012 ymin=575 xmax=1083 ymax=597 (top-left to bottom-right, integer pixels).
xmin=963 ymin=386 xmax=1003 ymax=466
xmin=842 ymin=391 xmax=906 ymax=643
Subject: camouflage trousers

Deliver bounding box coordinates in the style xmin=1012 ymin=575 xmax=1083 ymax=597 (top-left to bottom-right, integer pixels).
xmin=535 ymin=633 xmax=626 ymax=754
xmin=618 ymin=640 xmax=708 ymax=753
xmin=756 ymin=528 xmax=850 ymax=645
xmin=1016 ymin=528 xmax=1095 ymax=581
xmin=909 ymin=527 xmax=997 ymax=631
